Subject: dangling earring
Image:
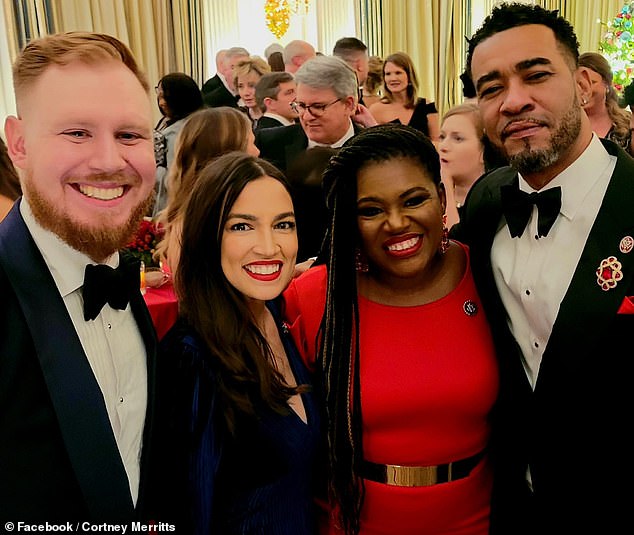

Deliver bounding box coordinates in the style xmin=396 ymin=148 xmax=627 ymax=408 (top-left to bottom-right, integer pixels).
xmin=439 ymin=214 xmax=449 ymax=254
xmin=355 ymin=248 xmax=369 ymax=273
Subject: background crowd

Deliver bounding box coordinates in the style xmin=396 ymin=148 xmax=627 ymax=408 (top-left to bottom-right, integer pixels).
xmin=2 ymin=2 xmax=634 ymax=535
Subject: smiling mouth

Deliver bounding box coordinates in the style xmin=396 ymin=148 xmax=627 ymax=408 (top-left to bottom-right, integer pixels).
xmin=77 ymin=184 xmax=125 ymax=201
xmin=387 ymin=236 xmax=420 ymax=252
xmin=245 ymin=263 xmax=281 ymax=275
xmin=244 ymin=262 xmax=283 ymax=281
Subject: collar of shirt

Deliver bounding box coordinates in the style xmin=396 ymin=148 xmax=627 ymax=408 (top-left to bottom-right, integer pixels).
xmin=307 ymin=120 xmax=355 ymax=149
xmin=20 ymin=198 xmax=119 ymax=298
xmin=220 ymin=74 xmax=238 ymax=97
xmin=263 ymin=112 xmax=294 ymax=126
xmin=517 ymin=134 xmax=613 ymax=223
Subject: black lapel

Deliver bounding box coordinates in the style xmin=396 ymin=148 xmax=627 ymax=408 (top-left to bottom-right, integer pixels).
xmin=126 ymin=257 xmax=158 ymax=514
xmin=284 ymin=125 xmax=308 ymax=169
xmin=538 ymin=143 xmax=634 ymax=387
xmin=0 ymin=203 xmax=134 ymax=519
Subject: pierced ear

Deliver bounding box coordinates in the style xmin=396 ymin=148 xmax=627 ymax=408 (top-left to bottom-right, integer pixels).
xmin=4 ymin=116 xmax=27 ymax=170
xmin=575 ymin=67 xmax=592 ymax=107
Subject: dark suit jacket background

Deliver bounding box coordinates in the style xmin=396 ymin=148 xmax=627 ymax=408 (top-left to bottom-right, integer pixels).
xmin=203 ymin=83 xmax=239 ymax=109
xmin=254 ymin=115 xmax=285 ymax=131
xmin=255 ymin=123 xmax=308 ymax=173
xmin=451 ymin=139 xmax=634 ymax=534
xmin=201 ymin=73 xmax=222 ymax=97
xmin=256 ymin=121 xmax=363 ymax=173
xmin=0 ymin=201 xmax=158 ymax=523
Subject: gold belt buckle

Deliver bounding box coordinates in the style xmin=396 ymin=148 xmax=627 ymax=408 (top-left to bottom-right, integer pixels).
xmin=385 ymin=464 xmax=438 ymax=487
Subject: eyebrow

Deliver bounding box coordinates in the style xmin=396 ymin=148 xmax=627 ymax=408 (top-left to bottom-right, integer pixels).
xmin=475 ymin=56 xmax=552 ymax=92
xmin=227 ymin=211 xmax=295 ymax=222
xmin=357 ymin=186 xmax=428 ymax=204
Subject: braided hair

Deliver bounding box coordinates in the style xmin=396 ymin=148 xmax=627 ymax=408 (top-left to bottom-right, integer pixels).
xmin=319 ymin=124 xmax=441 ymax=534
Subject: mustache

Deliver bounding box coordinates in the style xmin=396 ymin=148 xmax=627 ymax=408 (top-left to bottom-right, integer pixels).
xmin=69 ymin=172 xmax=139 ymax=185
xmin=501 ymin=118 xmax=548 ymax=140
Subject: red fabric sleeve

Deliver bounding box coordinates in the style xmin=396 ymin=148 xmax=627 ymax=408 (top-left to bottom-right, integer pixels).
xmin=282 ymin=264 xmax=327 ymax=372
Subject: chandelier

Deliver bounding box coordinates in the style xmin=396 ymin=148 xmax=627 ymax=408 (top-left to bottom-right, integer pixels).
xmin=264 ymin=0 xmax=311 ymax=39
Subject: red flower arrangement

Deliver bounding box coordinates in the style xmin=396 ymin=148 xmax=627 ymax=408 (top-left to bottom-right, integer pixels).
xmin=124 ymin=217 xmax=165 ymax=268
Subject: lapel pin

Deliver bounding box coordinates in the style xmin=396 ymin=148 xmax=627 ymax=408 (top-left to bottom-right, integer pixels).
xmin=619 ymin=236 xmax=633 ymax=254
xmin=463 ymin=300 xmax=478 ymax=316
xmin=596 ymin=256 xmax=623 ymax=291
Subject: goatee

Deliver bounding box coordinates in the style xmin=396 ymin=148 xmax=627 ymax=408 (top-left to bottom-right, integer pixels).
xmin=505 ymin=101 xmax=582 ymax=175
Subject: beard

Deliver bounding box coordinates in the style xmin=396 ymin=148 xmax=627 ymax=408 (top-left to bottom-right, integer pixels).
xmin=24 ymin=172 xmax=154 ymax=262
xmin=505 ymin=100 xmax=582 ymax=175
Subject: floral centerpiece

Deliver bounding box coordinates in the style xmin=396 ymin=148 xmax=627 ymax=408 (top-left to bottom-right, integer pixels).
xmin=123 ymin=217 xmax=165 ymax=269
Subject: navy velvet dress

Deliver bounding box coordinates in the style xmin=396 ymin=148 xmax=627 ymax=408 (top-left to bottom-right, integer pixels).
xmin=147 ymin=300 xmax=321 ymax=534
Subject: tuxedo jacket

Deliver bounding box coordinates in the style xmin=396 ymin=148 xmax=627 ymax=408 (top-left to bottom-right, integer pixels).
xmin=254 ymin=115 xmax=286 ymax=131
xmin=255 ymin=122 xmax=363 ymax=173
xmin=203 ymin=83 xmax=239 ymax=109
xmin=452 ymin=139 xmax=634 ymax=534
xmin=0 ymin=202 xmax=157 ymax=523
xmin=201 ymin=73 xmax=222 ymax=97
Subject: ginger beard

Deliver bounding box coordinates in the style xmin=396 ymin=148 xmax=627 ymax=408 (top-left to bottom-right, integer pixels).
xmin=23 ymin=170 xmax=155 ymax=262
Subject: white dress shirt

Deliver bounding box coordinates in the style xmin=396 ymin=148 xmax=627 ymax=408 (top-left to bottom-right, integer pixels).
xmin=21 ymin=199 xmax=148 ymax=505
xmin=307 ymin=120 xmax=355 ymax=149
xmin=491 ymin=134 xmax=615 ymax=388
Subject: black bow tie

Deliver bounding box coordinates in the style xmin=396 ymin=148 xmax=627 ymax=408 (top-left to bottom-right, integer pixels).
xmin=500 ymin=184 xmax=562 ymax=239
xmin=82 ymin=258 xmax=140 ymax=321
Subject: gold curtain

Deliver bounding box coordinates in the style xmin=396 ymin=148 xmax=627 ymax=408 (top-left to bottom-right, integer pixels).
xmin=357 ymin=0 xmax=384 ymax=58
xmin=380 ymin=0 xmax=465 ymax=116
xmin=382 ymin=0 xmax=436 ymax=107
xmin=546 ymin=1 xmax=624 ymax=53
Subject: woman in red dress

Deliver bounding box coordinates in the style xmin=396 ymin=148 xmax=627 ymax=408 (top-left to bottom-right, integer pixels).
xmin=283 ymin=124 xmax=499 ymax=535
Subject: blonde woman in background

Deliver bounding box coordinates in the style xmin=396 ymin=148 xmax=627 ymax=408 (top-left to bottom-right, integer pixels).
xmin=579 ymin=52 xmax=632 ymax=155
xmin=234 ymin=56 xmax=271 ymax=129
xmin=439 ymin=103 xmax=506 ymax=227
xmin=155 ymin=107 xmax=260 ymax=272
xmin=369 ymin=51 xmax=440 ymax=141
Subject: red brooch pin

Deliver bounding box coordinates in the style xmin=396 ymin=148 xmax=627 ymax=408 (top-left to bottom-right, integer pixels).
xmin=596 ymin=256 xmax=623 ymax=291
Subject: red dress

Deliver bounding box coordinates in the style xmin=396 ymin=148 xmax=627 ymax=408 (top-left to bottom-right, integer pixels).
xmin=283 ymin=244 xmax=499 ymax=535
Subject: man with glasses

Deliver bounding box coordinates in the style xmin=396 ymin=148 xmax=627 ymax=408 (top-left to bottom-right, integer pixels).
xmin=256 ymin=55 xmax=375 ymax=173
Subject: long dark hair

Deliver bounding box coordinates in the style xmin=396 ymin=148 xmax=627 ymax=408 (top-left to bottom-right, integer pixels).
xmin=319 ymin=124 xmax=441 ymax=534
xmin=176 ymin=151 xmax=304 ymax=434
xmin=157 ymin=72 xmax=203 ymax=123
xmin=0 ymin=138 xmax=21 ymax=201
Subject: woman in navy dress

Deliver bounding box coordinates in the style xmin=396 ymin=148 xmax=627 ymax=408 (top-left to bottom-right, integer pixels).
xmin=146 ymin=152 xmax=321 ymax=534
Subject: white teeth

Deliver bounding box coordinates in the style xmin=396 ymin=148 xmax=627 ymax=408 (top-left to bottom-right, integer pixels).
xmin=245 ymin=264 xmax=281 ymax=275
xmin=79 ymin=184 xmax=124 ymax=200
xmin=387 ymin=236 xmax=419 ymax=251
